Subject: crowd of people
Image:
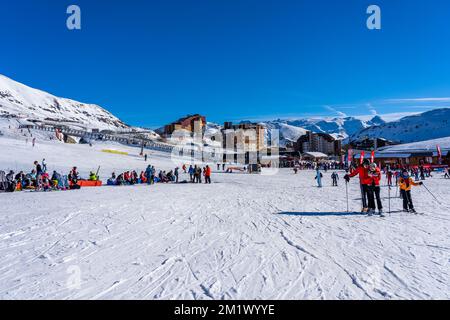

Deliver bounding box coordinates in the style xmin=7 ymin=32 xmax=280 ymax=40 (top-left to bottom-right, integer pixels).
xmin=0 ymin=159 xmax=215 ymax=193
xmin=0 ymin=159 xmax=86 ymax=192
xmin=106 ymin=164 xmax=212 ymax=186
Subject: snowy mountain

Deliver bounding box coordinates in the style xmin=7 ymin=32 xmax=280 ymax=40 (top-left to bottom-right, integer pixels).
xmin=255 ymin=116 xmax=383 ymax=146
xmin=0 ymin=74 xmax=129 ymax=131
xmin=205 ymin=116 xmax=385 ymax=147
xmin=349 ymin=108 xmax=450 ymax=144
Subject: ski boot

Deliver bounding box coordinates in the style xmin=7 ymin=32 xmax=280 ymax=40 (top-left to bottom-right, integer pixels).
xmin=409 ymin=208 xmax=417 ymax=214
xmin=361 ymin=207 xmax=369 ymax=213
xmin=367 ymin=209 xmax=374 ymax=216
xmin=379 ymin=209 xmax=385 ymax=217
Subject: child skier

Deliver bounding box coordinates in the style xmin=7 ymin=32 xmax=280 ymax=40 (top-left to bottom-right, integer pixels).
xmin=398 ymin=170 xmax=423 ymax=213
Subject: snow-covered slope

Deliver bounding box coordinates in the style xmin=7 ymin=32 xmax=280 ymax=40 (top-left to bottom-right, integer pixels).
xmin=0 ymin=74 xmax=129 ymax=131
xmin=378 ymin=136 xmax=450 ymax=153
xmin=349 ymin=108 xmax=450 ymax=144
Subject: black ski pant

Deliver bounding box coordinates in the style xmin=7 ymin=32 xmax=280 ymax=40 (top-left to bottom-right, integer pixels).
xmin=401 ymin=190 xmax=414 ymax=210
xmin=368 ymin=185 xmax=383 ymax=210
xmin=205 ymin=176 xmax=211 ymax=184
xmin=360 ymin=184 xmax=369 ymax=208
xmin=332 ymin=178 xmax=338 ymax=186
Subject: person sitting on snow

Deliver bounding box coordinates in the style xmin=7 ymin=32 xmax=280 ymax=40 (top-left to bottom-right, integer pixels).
xmin=89 ymin=171 xmax=98 ymax=181
xmin=51 ymin=170 xmax=62 ymax=188
xmin=68 ymin=167 xmax=79 ymax=183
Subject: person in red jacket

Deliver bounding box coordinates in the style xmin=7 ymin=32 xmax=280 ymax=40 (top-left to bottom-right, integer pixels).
xmin=367 ymin=163 xmax=384 ymax=216
xmin=344 ymin=159 xmax=371 ymax=213
xmin=204 ymin=165 xmax=212 ymax=184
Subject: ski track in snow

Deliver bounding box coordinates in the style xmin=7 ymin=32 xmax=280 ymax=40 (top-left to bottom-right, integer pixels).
xmin=0 ymin=135 xmax=449 ymax=299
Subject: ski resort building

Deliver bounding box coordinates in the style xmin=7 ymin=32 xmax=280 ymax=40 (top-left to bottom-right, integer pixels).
xmin=220 ymin=122 xmax=269 ymax=165
xmin=294 ymin=131 xmax=342 ymax=156
xmin=349 ymin=137 xmax=397 ymax=151
xmin=160 ymin=114 xmax=206 ymax=137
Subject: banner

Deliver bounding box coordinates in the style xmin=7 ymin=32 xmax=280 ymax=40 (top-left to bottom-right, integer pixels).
xmin=348 ymin=149 xmax=353 ymax=163
xmin=360 ymin=151 xmax=365 ymax=164
xmin=437 ymin=145 xmax=442 ymax=164
xmin=371 ymin=150 xmax=375 ymax=163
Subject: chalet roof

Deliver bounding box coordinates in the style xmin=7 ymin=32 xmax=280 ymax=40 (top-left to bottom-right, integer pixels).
xmin=303 ymin=152 xmax=328 ymax=158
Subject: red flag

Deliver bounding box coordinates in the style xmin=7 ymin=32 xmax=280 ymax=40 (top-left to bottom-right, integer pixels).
xmin=437 ymin=145 xmax=442 ymax=164
xmin=360 ymin=151 xmax=365 ymax=164
xmin=371 ymin=150 xmax=375 ymax=163
xmin=348 ymin=149 xmax=353 ymax=163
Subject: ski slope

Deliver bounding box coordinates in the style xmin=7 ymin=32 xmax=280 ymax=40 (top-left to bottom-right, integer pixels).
xmin=1 ymin=135 xmax=449 ymax=300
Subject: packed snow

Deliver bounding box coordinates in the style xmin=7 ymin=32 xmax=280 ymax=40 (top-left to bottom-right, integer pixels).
xmin=1 ymin=130 xmax=449 ymax=300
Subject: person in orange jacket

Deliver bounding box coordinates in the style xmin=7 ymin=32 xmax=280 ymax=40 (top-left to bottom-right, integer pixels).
xmin=398 ymin=169 xmax=422 ymax=213
xmin=344 ymin=159 xmax=371 ymax=212
xmin=367 ymin=163 xmax=384 ymax=216
xmin=204 ymin=165 xmax=211 ymax=184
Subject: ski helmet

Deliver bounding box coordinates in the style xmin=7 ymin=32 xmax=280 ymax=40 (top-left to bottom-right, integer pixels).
xmin=369 ymin=163 xmax=377 ymax=170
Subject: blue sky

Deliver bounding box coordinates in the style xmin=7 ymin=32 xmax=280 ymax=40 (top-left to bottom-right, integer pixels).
xmin=2 ymin=0 xmax=450 ymax=127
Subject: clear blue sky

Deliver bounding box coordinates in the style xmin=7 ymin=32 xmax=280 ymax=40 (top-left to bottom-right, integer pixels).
xmin=2 ymin=0 xmax=450 ymax=127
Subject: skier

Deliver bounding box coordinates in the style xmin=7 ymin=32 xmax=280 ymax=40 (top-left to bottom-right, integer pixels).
xmin=398 ymin=170 xmax=423 ymax=213
xmin=444 ymin=167 xmax=450 ymax=179
xmin=386 ymin=170 xmax=393 ymax=186
xmin=367 ymin=163 xmax=384 ymax=216
xmin=314 ymin=168 xmax=323 ymax=188
xmin=331 ymin=171 xmax=339 ymax=186
xmin=32 ymin=137 xmax=36 ymax=147
xmin=182 ymin=164 xmax=187 ymax=173
xmin=217 ymin=163 xmax=220 ymax=171
xmin=419 ymin=165 xmax=425 ymax=180
xmin=144 ymin=154 xmax=148 ymax=162
xmin=344 ymin=159 xmax=371 ymax=213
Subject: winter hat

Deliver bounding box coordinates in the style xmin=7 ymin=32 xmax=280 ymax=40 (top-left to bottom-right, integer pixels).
xmin=363 ymin=159 xmax=370 ymax=166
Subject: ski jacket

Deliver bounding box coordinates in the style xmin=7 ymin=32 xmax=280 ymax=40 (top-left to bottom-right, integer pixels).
xmin=205 ymin=167 xmax=211 ymax=177
xmin=348 ymin=166 xmax=371 ymax=185
xmin=398 ymin=177 xmax=420 ymax=191
xmin=368 ymin=168 xmax=381 ymax=186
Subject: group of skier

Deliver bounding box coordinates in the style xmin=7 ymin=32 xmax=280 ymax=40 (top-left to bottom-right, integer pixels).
xmin=344 ymin=159 xmax=423 ymax=216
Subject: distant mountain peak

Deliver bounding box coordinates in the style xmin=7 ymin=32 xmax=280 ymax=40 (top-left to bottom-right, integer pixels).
xmin=368 ymin=115 xmax=386 ymax=126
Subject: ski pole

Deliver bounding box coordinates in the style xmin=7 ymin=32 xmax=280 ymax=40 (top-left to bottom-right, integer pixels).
xmin=388 ymin=185 xmax=391 ymax=214
xmin=345 ymin=181 xmax=349 ymax=212
xmin=422 ymin=183 xmax=442 ymax=205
